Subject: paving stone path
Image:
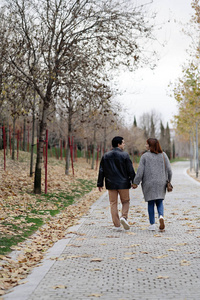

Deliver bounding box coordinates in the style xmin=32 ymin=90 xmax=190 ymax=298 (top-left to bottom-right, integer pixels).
xmin=5 ymin=161 xmax=200 ymax=300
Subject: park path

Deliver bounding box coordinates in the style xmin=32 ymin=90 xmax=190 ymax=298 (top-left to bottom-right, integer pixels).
xmin=4 ymin=161 xmax=200 ymax=300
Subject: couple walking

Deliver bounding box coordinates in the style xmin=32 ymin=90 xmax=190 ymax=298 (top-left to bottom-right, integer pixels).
xmin=97 ymin=136 xmax=172 ymax=231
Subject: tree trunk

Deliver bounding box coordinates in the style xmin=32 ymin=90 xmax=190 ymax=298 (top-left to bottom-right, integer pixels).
xmin=65 ymin=139 xmax=70 ymax=175
xmin=100 ymin=142 xmax=103 ymax=159
xmin=34 ymin=103 xmax=48 ymax=194
xmin=0 ymin=122 xmax=2 ymax=150
xmin=91 ymin=124 xmax=96 ymax=169
xmin=65 ymin=88 xmax=72 ymax=175
xmin=23 ymin=118 xmax=26 ymax=151
xmin=65 ymin=111 xmax=72 ymax=175
xmin=30 ymin=90 xmax=36 ymax=177
xmin=86 ymin=140 xmax=88 ymax=163
xmin=196 ymin=122 xmax=198 ymax=178
xmin=12 ymin=117 xmax=16 ymax=160
xmin=103 ymin=116 xmax=107 ymax=153
xmin=190 ymin=135 xmax=193 ymax=172
xmin=6 ymin=120 xmax=9 ymax=156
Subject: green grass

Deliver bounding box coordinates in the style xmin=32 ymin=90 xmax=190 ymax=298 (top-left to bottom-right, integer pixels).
xmin=0 ymin=217 xmax=43 ymax=255
xmin=170 ymin=157 xmax=188 ymax=163
xmin=0 ymin=179 xmax=96 ymax=255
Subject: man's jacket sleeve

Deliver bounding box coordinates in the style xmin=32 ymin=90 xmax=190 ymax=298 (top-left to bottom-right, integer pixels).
xmin=97 ymin=157 xmax=104 ymax=187
xmin=126 ymin=155 xmax=136 ymax=183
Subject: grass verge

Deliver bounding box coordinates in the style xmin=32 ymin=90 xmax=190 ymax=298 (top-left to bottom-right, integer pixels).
xmin=0 ymin=175 xmax=96 ymax=255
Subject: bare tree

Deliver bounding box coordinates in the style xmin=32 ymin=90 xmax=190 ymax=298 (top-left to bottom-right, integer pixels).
xmin=3 ymin=0 xmax=157 ymax=193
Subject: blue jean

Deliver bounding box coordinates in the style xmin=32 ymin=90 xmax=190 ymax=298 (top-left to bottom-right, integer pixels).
xmin=148 ymin=199 xmax=164 ymax=225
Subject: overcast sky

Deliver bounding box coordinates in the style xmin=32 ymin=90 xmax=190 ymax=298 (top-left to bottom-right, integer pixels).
xmin=115 ymin=0 xmax=194 ymax=127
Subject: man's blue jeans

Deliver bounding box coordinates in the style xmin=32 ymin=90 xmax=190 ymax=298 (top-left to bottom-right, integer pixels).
xmin=148 ymin=199 xmax=164 ymax=225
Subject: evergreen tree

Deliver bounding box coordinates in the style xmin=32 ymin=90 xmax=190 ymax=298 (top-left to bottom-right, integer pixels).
xmin=165 ymin=122 xmax=171 ymax=158
xmin=143 ymin=126 xmax=148 ymax=139
xmin=160 ymin=121 xmax=165 ymax=150
xmin=172 ymin=140 xmax=175 ymax=159
xmin=133 ymin=116 xmax=137 ymax=127
xmin=150 ymin=116 xmax=155 ymax=137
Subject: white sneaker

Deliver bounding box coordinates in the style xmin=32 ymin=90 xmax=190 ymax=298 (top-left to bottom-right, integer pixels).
xmin=159 ymin=216 xmax=165 ymax=230
xmin=113 ymin=226 xmax=122 ymax=232
xmin=148 ymin=224 xmax=156 ymax=231
xmin=120 ymin=217 xmax=130 ymax=230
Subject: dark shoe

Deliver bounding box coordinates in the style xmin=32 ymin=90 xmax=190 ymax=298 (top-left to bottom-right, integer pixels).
xmin=159 ymin=216 xmax=165 ymax=230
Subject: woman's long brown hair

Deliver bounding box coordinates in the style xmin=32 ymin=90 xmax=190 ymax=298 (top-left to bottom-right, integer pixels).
xmin=147 ymin=138 xmax=163 ymax=154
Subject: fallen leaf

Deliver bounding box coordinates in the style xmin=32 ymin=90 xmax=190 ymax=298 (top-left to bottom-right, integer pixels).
xmin=88 ymin=294 xmax=102 ymax=297
xmin=52 ymin=285 xmax=67 ymax=289
xmin=66 ymin=255 xmax=81 ymax=259
xmin=66 ymin=244 xmax=81 ymax=248
xmin=157 ymin=276 xmax=169 ymax=279
xmin=126 ymin=232 xmax=136 ymax=235
xmin=180 ymin=260 xmax=191 ymax=266
xmin=0 ymin=291 xmax=5 ymax=296
xmin=153 ymin=255 xmax=168 ymax=259
xmin=167 ymin=248 xmax=177 ymax=252
xmin=137 ymin=268 xmax=144 ymax=272
xmin=19 ymin=280 xmax=28 ymax=285
xmin=81 ymin=254 xmax=91 ymax=258
xmin=90 ymin=258 xmax=102 ymax=262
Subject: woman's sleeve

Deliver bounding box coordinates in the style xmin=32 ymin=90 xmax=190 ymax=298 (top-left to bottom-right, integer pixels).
xmin=133 ymin=156 xmax=145 ymax=185
xmin=164 ymin=152 xmax=172 ymax=182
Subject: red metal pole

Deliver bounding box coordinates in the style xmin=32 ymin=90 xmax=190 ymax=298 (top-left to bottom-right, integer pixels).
xmin=17 ymin=130 xmax=19 ymax=160
xmin=68 ymin=136 xmax=74 ymax=176
xmin=72 ymin=136 xmax=74 ymax=162
xmin=3 ymin=126 xmax=6 ymax=171
xmin=45 ymin=129 xmax=48 ymax=194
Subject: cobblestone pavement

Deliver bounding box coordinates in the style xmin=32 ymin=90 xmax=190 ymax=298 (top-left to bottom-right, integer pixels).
xmin=5 ymin=161 xmax=200 ymax=300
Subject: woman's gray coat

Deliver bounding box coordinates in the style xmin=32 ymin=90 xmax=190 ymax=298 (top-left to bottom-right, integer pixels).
xmin=134 ymin=151 xmax=172 ymax=202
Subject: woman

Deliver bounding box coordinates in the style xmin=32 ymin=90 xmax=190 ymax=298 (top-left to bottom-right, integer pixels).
xmin=133 ymin=138 xmax=172 ymax=231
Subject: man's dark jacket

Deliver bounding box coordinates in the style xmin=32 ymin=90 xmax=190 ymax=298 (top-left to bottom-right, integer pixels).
xmin=97 ymin=147 xmax=136 ymax=190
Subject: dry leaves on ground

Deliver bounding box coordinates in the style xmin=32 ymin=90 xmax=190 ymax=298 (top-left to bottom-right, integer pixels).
xmin=0 ymin=153 xmax=100 ymax=295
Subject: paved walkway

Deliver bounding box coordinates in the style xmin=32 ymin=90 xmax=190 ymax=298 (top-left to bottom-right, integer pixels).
xmin=4 ymin=161 xmax=200 ymax=300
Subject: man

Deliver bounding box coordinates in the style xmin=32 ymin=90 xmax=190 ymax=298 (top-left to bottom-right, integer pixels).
xmin=97 ymin=136 xmax=135 ymax=230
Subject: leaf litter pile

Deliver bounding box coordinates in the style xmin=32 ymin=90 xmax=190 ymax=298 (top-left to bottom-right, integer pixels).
xmin=0 ymin=151 xmax=100 ymax=295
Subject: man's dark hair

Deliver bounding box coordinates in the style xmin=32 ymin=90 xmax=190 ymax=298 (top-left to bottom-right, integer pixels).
xmin=112 ymin=136 xmax=124 ymax=148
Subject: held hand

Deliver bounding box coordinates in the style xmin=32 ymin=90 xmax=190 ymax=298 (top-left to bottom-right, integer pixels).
xmin=98 ymin=187 xmax=103 ymax=192
xmin=132 ymin=184 xmax=138 ymax=189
